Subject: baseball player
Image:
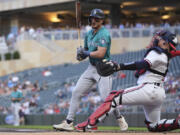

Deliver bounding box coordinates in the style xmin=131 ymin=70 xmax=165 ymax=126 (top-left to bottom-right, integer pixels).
xmin=53 ymin=8 xmax=128 ymax=131
xmin=75 ymin=30 xmax=180 ymax=132
xmin=11 ymin=85 xmax=23 ymax=126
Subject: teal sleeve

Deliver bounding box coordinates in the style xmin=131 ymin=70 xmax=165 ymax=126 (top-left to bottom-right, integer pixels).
xmin=97 ymin=33 xmax=110 ymax=48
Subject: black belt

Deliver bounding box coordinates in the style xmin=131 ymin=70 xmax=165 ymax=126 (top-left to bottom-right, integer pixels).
xmin=154 ymin=82 xmax=161 ymax=86
xmin=144 ymin=82 xmax=161 ymax=87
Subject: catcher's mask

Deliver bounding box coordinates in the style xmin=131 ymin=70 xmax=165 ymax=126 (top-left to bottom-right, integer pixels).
xmin=88 ymin=9 xmax=105 ymax=25
xmin=154 ymin=30 xmax=178 ymax=51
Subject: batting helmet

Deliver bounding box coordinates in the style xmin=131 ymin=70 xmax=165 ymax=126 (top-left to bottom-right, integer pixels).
xmin=88 ymin=9 xmax=105 ymax=25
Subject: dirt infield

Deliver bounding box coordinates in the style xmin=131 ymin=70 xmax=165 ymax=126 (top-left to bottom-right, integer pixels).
xmin=0 ymin=131 xmax=180 ymax=135
xmin=0 ymin=128 xmax=179 ymax=135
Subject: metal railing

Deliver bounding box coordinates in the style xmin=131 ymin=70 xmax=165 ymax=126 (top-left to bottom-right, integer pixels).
xmin=41 ymin=26 xmax=180 ymax=40
xmin=15 ymin=26 xmax=180 ymax=53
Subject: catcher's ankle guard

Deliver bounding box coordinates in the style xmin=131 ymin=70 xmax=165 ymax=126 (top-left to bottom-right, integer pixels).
xmin=75 ymin=120 xmax=98 ymax=132
xmin=75 ymin=121 xmax=88 ymax=131
xmin=145 ymin=116 xmax=180 ymax=132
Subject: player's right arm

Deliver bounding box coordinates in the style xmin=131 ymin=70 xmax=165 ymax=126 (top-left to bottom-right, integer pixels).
xmin=90 ymin=46 xmax=107 ymax=58
xmin=78 ymin=32 xmax=110 ymax=59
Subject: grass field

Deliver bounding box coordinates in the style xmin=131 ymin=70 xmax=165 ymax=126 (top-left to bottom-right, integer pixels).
xmin=0 ymin=125 xmax=179 ymax=132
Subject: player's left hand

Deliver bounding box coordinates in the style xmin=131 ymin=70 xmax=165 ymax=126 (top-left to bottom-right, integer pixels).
xmin=96 ymin=59 xmax=120 ymax=76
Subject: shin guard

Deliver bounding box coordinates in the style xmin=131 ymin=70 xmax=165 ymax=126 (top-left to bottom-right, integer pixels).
xmin=88 ymin=90 xmax=123 ymax=126
xmin=75 ymin=90 xmax=123 ymax=130
xmin=145 ymin=116 xmax=180 ymax=132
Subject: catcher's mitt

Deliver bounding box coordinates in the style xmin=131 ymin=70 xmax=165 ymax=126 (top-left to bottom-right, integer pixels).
xmin=76 ymin=46 xmax=87 ymax=61
xmin=96 ymin=59 xmax=119 ymax=76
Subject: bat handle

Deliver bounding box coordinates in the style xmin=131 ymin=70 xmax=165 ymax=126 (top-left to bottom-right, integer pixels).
xmin=78 ymin=29 xmax=81 ymax=45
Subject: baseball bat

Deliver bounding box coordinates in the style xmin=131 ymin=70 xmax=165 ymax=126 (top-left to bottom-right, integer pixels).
xmin=76 ymin=0 xmax=81 ymax=45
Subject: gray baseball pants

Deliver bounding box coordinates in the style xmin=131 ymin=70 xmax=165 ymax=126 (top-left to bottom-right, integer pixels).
xmin=67 ymin=64 xmax=121 ymax=121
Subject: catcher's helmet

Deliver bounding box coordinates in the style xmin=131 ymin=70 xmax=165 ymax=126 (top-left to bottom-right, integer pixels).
xmin=88 ymin=9 xmax=105 ymax=24
xmin=154 ymin=30 xmax=178 ymax=50
xmin=160 ymin=30 xmax=178 ymax=50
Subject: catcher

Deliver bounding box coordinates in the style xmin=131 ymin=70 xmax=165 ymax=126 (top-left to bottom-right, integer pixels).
xmin=53 ymin=8 xmax=128 ymax=131
xmin=75 ymin=30 xmax=180 ymax=132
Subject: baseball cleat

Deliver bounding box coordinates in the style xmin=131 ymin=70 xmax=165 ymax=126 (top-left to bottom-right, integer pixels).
xmin=53 ymin=120 xmax=74 ymax=131
xmin=117 ymin=115 xmax=128 ymax=131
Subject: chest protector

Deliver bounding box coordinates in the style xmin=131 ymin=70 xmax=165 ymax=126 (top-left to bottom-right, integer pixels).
xmin=135 ymin=46 xmax=171 ymax=78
